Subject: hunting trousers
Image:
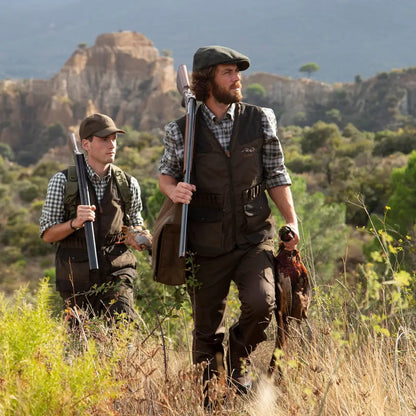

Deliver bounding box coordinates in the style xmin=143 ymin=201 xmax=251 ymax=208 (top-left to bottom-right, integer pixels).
xmin=60 ymin=272 xmax=137 ymax=322
xmin=187 ymin=239 xmax=275 ymax=379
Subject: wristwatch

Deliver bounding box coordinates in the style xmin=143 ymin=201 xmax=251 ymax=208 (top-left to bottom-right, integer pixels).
xmin=70 ymin=218 xmax=81 ymax=231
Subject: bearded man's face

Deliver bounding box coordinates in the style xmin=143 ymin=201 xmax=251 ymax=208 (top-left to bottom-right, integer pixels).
xmin=210 ymin=64 xmax=243 ymax=104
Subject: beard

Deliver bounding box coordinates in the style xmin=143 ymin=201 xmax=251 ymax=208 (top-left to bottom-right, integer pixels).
xmin=211 ymin=81 xmax=243 ymax=104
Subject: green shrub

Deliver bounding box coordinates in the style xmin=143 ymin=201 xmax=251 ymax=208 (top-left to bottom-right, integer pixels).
xmin=0 ymin=279 xmax=123 ymax=415
xmin=18 ymin=180 xmax=39 ymax=203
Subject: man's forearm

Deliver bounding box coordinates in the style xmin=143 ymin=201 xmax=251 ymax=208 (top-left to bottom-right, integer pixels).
xmin=158 ymin=173 xmax=179 ymax=200
xmin=42 ymin=219 xmax=81 ymax=243
xmin=267 ymin=185 xmax=298 ymax=226
xmin=158 ymin=173 xmax=195 ymax=204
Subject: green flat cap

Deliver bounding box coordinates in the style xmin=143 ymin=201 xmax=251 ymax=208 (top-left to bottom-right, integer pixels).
xmin=79 ymin=113 xmax=126 ymax=140
xmin=193 ymin=45 xmax=250 ymax=72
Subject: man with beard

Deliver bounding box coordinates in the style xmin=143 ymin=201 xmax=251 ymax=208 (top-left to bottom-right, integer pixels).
xmin=158 ymin=46 xmax=299 ymax=394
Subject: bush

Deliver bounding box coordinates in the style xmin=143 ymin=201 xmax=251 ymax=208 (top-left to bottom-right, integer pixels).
xmin=0 ymin=280 xmax=123 ymax=415
xmin=18 ymin=180 xmax=39 ymax=203
xmin=245 ymin=83 xmax=266 ymax=105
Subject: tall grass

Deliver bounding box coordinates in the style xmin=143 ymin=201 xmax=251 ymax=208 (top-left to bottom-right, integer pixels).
xmin=0 ymin=279 xmax=122 ymax=416
xmin=1 ymin=281 xmax=415 ymax=415
xmin=1 ymin=220 xmax=416 ymax=415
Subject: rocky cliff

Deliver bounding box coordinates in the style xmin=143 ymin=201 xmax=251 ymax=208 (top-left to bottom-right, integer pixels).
xmin=245 ymin=69 xmax=416 ymax=131
xmin=0 ymin=31 xmax=415 ymax=166
xmin=0 ymin=31 xmax=182 ymax=165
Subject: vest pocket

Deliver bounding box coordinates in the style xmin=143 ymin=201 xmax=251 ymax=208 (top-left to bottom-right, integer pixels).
xmin=243 ymin=192 xmax=272 ymax=234
xmin=188 ymin=203 xmax=225 ymax=255
xmin=188 ymin=205 xmax=223 ymax=222
xmin=189 ymin=192 xmax=224 ymax=222
xmin=188 ymin=220 xmax=224 ymax=256
xmin=103 ymin=245 xmax=137 ymax=270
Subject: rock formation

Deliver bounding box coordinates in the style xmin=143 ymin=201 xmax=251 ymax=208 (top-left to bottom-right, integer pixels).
xmin=245 ymin=69 xmax=416 ymax=131
xmin=0 ymin=31 xmax=182 ymax=164
xmin=0 ymin=30 xmax=416 ymax=166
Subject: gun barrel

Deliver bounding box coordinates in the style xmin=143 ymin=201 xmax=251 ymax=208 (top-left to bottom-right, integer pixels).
xmin=177 ymin=64 xmax=191 ymax=94
xmin=69 ymin=133 xmax=81 ymax=154
xmin=177 ymin=64 xmax=196 ymax=109
xmin=70 ymin=134 xmax=99 ymax=271
xmin=177 ymin=64 xmax=196 ymax=258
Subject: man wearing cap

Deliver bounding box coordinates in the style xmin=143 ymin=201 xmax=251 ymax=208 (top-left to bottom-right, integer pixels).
xmin=158 ymin=46 xmax=299 ymax=393
xmin=40 ymin=113 xmax=149 ymax=320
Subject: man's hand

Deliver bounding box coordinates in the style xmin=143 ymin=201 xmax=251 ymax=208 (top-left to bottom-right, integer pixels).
xmin=73 ymin=204 xmax=96 ymax=228
xmin=169 ymin=182 xmax=196 ymax=204
xmin=119 ymin=226 xmax=152 ymax=252
xmin=279 ymin=224 xmax=300 ymax=251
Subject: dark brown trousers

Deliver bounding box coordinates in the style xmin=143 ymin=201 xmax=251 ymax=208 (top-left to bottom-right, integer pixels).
xmin=187 ymin=240 xmax=275 ymax=377
xmin=60 ymin=277 xmax=137 ymax=322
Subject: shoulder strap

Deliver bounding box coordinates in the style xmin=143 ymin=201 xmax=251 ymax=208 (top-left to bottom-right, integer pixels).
xmin=176 ymin=115 xmax=187 ymax=137
xmin=62 ymin=166 xmax=79 ymax=220
xmin=111 ymin=165 xmax=132 ymax=224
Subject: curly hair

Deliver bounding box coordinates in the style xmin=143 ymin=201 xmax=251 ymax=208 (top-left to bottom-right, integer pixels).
xmin=191 ymin=66 xmax=217 ymax=102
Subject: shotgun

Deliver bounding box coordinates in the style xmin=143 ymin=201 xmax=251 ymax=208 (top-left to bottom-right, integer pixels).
xmin=176 ymin=64 xmax=196 ymax=258
xmin=69 ymin=133 xmax=99 ymax=270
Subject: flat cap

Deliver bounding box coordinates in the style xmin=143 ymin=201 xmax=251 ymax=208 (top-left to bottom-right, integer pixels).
xmin=192 ymin=45 xmax=250 ymax=72
xmin=79 ymin=113 xmax=126 ymax=140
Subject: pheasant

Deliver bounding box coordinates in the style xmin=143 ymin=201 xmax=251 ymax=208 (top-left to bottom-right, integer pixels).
xmin=269 ymin=226 xmax=311 ymax=376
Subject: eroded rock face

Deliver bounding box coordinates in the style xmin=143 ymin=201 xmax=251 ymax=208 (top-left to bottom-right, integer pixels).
xmin=244 ymin=69 xmax=416 ymax=131
xmin=0 ymin=31 xmax=183 ymax=163
xmin=47 ymin=31 xmax=180 ymax=130
xmin=1 ymin=30 xmax=416 ymax=165
xmin=243 ymin=72 xmax=334 ymax=126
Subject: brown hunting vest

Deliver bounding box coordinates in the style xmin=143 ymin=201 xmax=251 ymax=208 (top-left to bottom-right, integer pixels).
xmin=178 ymin=102 xmax=276 ymax=257
xmin=55 ymin=168 xmax=137 ymax=292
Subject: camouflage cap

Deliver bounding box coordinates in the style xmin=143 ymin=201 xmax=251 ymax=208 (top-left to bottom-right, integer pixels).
xmin=192 ymin=45 xmax=250 ymax=72
xmin=79 ymin=113 xmax=126 ymax=140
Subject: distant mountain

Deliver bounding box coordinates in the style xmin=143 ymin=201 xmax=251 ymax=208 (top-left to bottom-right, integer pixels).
xmin=1 ymin=0 xmax=416 ymax=83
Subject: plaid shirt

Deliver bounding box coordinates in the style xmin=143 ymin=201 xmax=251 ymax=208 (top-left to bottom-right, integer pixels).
xmin=159 ymin=103 xmax=292 ymax=188
xmin=39 ymin=162 xmax=144 ymax=235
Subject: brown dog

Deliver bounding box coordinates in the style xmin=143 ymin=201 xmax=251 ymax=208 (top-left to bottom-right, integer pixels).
xmin=268 ymin=240 xmax=311 ymax=376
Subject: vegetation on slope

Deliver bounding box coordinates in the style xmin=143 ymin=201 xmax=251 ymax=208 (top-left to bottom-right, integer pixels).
xmin=0 ymin=119 xmax=416 ymax=413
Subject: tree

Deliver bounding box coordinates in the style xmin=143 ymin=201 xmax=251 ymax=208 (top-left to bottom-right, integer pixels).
xmin=301 ymin=121 xmax=341 ymax=154
xmin=301 ymin=122 xmax=342 ymax=187
xmin=162 ymin=49 xmax=173 ymax=57
xmin=386 ymin=151 xmax=416 ymax=236
xmin=271 ymin=176 xmax=347 ymax=283
xmin=299 ymin=62 xmax=320 ymax=78
xmin=245 ymin=83 xmax=266 ymax=105
xmin=0 ymin=143 xmax=14 ymax=161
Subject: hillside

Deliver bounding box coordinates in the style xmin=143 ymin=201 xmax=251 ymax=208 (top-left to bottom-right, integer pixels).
xmin=1 ymin=0 xmax=416 ymax=83
xmin=0 ymin=31 xmax=416 ymax=166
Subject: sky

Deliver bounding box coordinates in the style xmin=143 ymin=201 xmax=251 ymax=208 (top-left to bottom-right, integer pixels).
xmin=1 ymin=0 xmax=416 ymax=83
